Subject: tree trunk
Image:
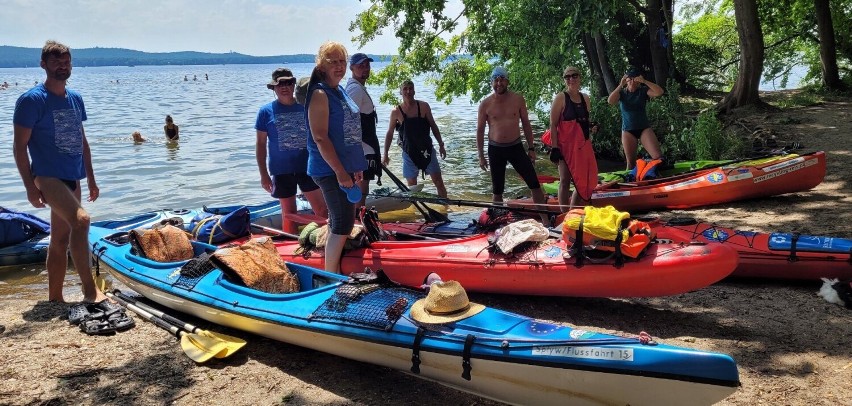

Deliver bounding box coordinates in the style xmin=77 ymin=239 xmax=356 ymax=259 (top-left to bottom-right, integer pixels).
xmin=814 ymin=0 xmax=844 ymax=90
xmin=594 ymin=33 xmax=618 ymax=93
xmin=645 ymin=0 xmax=670 ymax=87
xmin=717 ymin=0 xmax=765 ymax=112
xmin=583 ymin=33 xmax=609 ymax=97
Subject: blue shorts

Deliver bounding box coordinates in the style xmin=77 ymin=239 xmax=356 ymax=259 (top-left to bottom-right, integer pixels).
xmin=312 ymin=175 xmax=355 ymax=235
xmin=271 ymin=173 xmax=319 ymax=199
xmin=402 ymin=147 xmax=441 ymax=179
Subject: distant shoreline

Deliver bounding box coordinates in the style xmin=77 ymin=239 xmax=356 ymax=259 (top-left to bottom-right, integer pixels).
xmin=0 ymin=45 xmax=392 ymax=69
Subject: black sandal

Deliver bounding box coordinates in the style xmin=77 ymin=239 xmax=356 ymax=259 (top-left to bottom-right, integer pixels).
xmin=79 ymin=317 xmax=117 ymax=335
xmin=106 ymin=309 xmax=135 ymax=332
xmin=68 ymin=302 xmax=101 ymax=325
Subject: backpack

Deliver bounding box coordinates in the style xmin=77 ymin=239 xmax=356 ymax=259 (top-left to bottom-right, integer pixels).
xmin=0 ymin=207 xmax=51 ymax=248
xmin=189 ymin=206 xmax=251 ymax=244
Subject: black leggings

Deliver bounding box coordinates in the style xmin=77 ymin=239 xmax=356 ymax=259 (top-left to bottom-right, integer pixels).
xmin=487 ymin=142 xmax=540 ymax=195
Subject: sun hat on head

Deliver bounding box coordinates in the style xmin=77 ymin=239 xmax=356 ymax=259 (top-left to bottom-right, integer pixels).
xmin=409 ymin=280 xmax=485 ymax=324
xmin=491 ymin=66 xmax=508 ymax=81
xmin=266 ymin=67 xmax=295 ymax=89
xmin=563 ymin=66 xmax=580 ymax=77
xmin=350 ymin=53 xmax=374 ymax=66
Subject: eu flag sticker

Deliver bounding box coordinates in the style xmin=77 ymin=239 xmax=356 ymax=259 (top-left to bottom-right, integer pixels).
xmin=706 ymin=172 xmax=725 ymax=183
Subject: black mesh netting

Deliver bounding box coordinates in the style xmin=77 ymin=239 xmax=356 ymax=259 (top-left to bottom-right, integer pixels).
xmin=309 ymin=283 xmax=424 ymax=330
xmin=173 ymin=252 xmax=215 ymax=289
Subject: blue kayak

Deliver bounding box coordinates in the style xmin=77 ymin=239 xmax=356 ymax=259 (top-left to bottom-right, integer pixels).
xmin=89 ymin=225 xmax=740 ymax=405
xmin=0 ymin=207 xmax=50 ymax=267
xmin=1 ymin=201 xmax=280 ymax=268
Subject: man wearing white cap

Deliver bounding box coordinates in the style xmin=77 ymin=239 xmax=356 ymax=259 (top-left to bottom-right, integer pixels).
xmin=476 ymin=66 xmax=549 ymax=224
xmin=345 ymin=52 xmax=382 ymax=211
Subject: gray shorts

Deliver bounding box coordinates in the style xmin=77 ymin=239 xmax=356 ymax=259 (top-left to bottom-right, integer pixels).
xmin=312 ymin=175 xmax=355 ymax=235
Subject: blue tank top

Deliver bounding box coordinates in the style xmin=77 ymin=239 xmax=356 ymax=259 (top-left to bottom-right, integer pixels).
xmin=305 ymin=82 xmax=367 ymax=177
xmin=12 ymin=84 xmax=87 ymax=180
xmin=255 ymin=100 xmax=309 ymax=175
xmin=619 ymin=87 xmax=650 ymax=131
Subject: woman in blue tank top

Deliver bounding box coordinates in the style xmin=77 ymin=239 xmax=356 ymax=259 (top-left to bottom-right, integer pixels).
xmin=305 ymin=41 xmax=367 ymax=274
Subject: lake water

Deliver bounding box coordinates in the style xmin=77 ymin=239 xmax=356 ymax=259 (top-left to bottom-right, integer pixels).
xmin=0 ymin=63 xmax=560 ymax=284
xmin=0 ymin=63 xmax=559 ymax=221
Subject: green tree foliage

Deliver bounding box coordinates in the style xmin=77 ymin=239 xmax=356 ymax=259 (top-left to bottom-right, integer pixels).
xmin=673 ymin=14 xmax=739 ymax=91
xmin=351 ymin=0 xmax=842 ymax=161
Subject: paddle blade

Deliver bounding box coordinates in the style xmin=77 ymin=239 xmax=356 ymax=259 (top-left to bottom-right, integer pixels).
xmin=180 ymin=332 xmax=245 ymax=362
xmin=94 ymin=271 xmax=110 ymax=293
xmin=196 ymin=330 xmax=247 ymax=356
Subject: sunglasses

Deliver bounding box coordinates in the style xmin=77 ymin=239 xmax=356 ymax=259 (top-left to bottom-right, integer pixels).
xmin=276 ymin=79 xmax=297 ymax=87
xmin=563 ymin=73 xmax=580 ymax=79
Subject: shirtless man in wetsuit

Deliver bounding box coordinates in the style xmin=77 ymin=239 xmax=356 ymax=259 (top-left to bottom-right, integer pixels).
xmin=476 ymin=66 xmax=549 ymax=224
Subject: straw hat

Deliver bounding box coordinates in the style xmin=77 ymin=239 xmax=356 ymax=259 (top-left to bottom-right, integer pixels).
xmin=409 ymin=281 xmax=485 ymax=324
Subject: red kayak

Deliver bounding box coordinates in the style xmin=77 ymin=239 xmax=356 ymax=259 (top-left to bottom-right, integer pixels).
xmin=647 ymin=217 xmax=852 ymax=280
xmin=277 ymin=209 xmax=849 ymax=282
xmin=511 ymin=152 xmax=826 ymax=213
xmin=269 ymin=231 xmax=738 ymax=298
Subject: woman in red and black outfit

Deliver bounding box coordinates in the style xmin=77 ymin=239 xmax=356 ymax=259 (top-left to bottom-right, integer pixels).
xmin=547 ymin=66 xmax=599 ymax=209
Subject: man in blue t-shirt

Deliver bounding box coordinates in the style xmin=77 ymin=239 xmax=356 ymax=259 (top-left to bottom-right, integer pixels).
xmin=255 ymin=67 xmax=327 ymax=232
xmin=12 ymin=40 xmax=107 ymax=304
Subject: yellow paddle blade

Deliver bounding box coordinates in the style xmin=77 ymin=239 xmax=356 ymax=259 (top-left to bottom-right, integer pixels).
xmin=180 ymin=333 xmax=235 ymax=362
xmin=180 ymin=332 xmax=246 ymax=362
xmin=196 ymin=330 xmax=247 ymax=358
xmin=94 ymin=271 xmax=111 ymax=293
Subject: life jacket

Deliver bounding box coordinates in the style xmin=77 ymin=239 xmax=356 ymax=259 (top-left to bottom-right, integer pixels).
xmin=627 ymin=158 xmax=664 ymax=182
xmin=397 ymin=102 xmax=433 ymax=175
xmin=562 ymin=206 xmax=655 ymax=265
xmin=0 ymin=207 xmax=50 ymax=248
xmin=189 ymin=206 xmax=250 ymax=244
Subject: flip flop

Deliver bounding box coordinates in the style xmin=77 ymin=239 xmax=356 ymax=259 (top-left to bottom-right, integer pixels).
xmin=340 ymin=184 xmax=362 ymax=204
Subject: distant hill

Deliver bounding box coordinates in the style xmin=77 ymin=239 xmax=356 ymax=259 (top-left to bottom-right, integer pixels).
xmin=0 ymin=46 xmax=347 ymax=68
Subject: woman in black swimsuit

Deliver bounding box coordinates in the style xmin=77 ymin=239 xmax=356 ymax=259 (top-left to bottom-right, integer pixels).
xmin=164 ymin=115 xmax=179 ymax=141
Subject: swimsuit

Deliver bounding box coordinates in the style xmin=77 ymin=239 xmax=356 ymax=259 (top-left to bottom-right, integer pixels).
xmin=487 ymin=138 xmax=540 ymax=196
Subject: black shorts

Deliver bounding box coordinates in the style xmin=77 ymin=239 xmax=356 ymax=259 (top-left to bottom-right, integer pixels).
xmin=363 ymin=154 xmax=381 ymax=181
xmin=271 ymin=173 xmax=319 ymax=198
xmin=487 ymin=142 xmax=540 ymax=196
xmin=625 ymin=128 xmax=647 ymax=139
xmin=61 ymin=179 xmax=78 ymax=191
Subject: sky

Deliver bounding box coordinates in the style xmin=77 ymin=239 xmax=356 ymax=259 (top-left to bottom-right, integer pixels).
xmin=0 ymin=0 xmax=463 ymax=56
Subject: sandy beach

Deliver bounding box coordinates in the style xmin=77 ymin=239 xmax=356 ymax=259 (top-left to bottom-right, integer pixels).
xmin=1 ymin=91 xmax=850 ymax=405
